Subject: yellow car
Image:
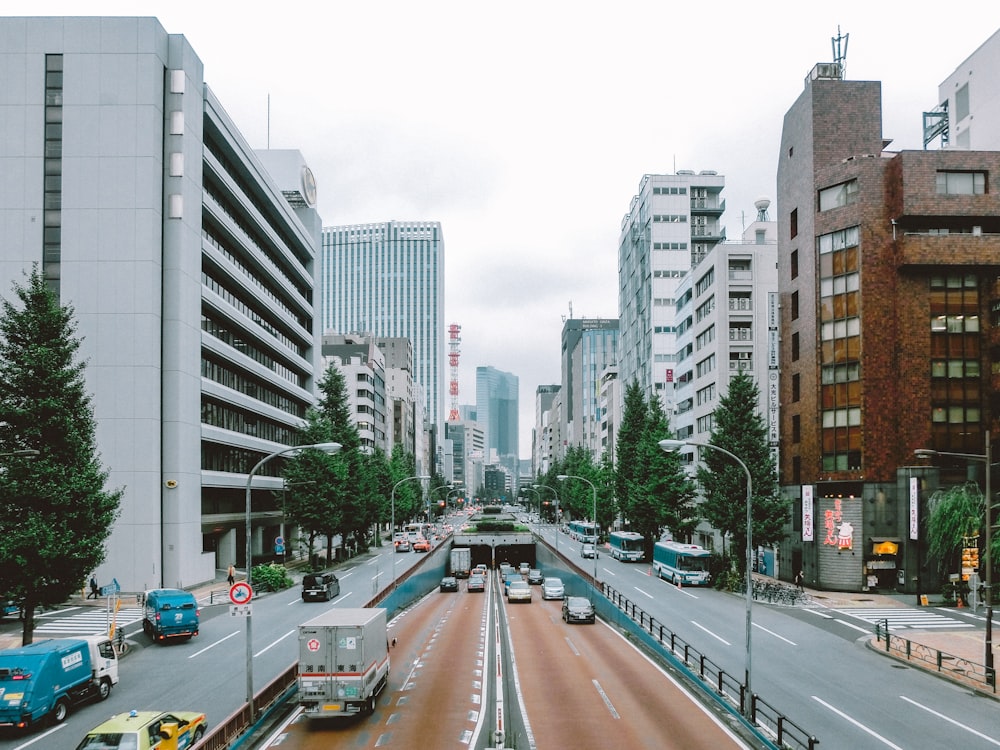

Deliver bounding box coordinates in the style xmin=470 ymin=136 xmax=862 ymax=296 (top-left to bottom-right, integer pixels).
xmin=75 ymin=710 xmax=207 ymax=750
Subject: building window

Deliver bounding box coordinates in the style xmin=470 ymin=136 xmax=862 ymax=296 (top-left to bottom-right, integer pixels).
xmin=936 ymin=171 xmax=986 ymax=195
xmin=791 ymin=291 xmax=799 ymax=320
xmin=791 ymin=332 xmax=799 ymax=361
xmin=790 ymin=208 xmax=798 ymax=239
xmin=792 ymin=414 xmax=801 ymax=443
xmin=818 ymin=179 xmax=859 ymax=211
xmin=790 ymin=249 xmax=798 ymax=280
xmin=792 ymin=373 xmax=800 ymax=402
xmin=955 ymin=83 xmax=970 ymax=122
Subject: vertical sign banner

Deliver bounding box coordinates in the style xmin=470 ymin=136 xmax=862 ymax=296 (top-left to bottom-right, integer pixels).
xmin=909 ymin=476 xmax=919 ymax=540
xmin=802 ymin=485 xmax=814 ymax=542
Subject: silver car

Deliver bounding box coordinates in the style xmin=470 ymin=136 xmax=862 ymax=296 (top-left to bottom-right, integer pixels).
xmin=541 ymin=577 xmax=565 ymax=600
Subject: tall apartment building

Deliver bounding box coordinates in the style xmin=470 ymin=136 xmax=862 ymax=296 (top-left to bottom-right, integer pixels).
xmin=375 ymin=336 xmax=424 ymax=465
xmin=0 ymin=17 xmax=323 ymax=590
xmin=671 ymin=202 xmax=778 ymax=549
xmin=777 ymin=60 xmax=1000 ymax=593
xmin=475 ymin=366 xmax=519 ymax=482
xmin=618 ymin=172 xmax=726 ymax=406
xmin=559 ymin=319 xmax=619 ymax=461
xmin=445 ymin=420 xmax=485 ymax=497
xmin=533 ymin=384 xmax=560 ymax=477
xmin=320 ymin=222 xmax=445 ymax=450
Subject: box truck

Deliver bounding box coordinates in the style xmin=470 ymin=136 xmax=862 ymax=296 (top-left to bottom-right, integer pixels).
xmin=298 ymin=608 xmax=390 ymax=718
xmin=0 ymin=636 xmax=118 ymax=729
xmin=450 ymin=547 xmax=471 ymax=578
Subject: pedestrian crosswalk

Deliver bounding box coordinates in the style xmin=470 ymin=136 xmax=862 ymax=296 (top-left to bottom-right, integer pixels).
xmin=831 ymin=607 xmax=975 ymax=631
xmin=33 ymin=606 xmax=144 ymax=636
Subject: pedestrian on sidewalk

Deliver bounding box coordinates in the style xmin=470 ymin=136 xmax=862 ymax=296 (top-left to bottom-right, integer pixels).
xmin=88 ymin=575 xmax=99 ymax=600
xmin=227 ymin=563 xmax=236 ymax=586
xmin=794 ymin=569 xmax=804 ymax=592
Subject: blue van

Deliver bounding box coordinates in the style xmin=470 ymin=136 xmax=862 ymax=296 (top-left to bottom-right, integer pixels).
xmin=142 ymin=589 xmax=199 ymax=642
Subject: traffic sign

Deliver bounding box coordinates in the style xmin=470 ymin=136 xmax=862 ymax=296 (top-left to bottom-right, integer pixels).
xmin=275 ymin=536 xmax=284 ymax=546
xmin=275 ymin=544 xmax=285 ymax=554
xmin=229 ymin=603 xmax=251 ymax=617
xmin=229 ymin=581 xmax=253 ymax=605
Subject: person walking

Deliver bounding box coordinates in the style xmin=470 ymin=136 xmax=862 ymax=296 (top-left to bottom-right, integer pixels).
xmin=794 ymin=569 xmax=804 ymax=592
xmin=88 ymin=575 xmax=99 ymax=600
xmin=227 ymin=563 xmax=236 ymax=586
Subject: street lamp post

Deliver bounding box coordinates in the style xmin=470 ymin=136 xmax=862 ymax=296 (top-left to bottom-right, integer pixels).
xmin=660 ymin=438 xmax=754 ymax=718
xmin=243 ymin=441 xmax=341 ymax=710
xmin=915 ymin=433 xmax=994 ymax=685
xmin=390 ymin=475 xmax=431 ymax=590
xmin=533 ymin=484 xmax=560 ymax=553
xmin=556 ymin=475 xmax=598 ymax=591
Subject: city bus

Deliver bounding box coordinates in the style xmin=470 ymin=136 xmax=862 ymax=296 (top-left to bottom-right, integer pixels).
xmin=652 ymin=541 xmax=711 ymax=586
xmin=566 ymin=520 xmax=597 ymax=543
xmin=608 ymin=531 xmax=645 ymax=562
xmin=405 ymin=522 xmax=430 ymax=543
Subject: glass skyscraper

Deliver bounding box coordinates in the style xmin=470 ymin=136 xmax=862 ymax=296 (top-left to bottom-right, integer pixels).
xmin=320 ymin=221 xmax=445 ymax=431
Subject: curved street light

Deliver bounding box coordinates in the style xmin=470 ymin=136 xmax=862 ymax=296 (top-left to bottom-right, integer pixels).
xmin=0 ymin=449 xmax=40 ymax=459
xmin=556 ymin=474 xmax=598 ymax=591
xmin=390 ymin=475 xmax=431 ymax=590
xmin=533 ymin=483 xmax=560 ymax=553
xmin=660 ymin=438 xmax=754 ymax=718
xmin=915 ymin=434 xmax=994 ymax=685
xmin=243 ymin=441 xmax=342 ymax=709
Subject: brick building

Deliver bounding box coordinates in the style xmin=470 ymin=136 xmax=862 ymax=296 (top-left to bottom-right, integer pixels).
xmin=777 ymin=63 xmax=1000 ymax=593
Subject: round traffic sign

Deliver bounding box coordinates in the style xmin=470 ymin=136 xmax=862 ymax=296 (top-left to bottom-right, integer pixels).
xmin=229 ymin=582 xmax=253 ymax=605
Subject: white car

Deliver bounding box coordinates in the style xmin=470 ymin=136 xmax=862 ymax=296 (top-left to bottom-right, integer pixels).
xmin=541 ymin=577 xmax=565 ymax=600
xmin=507 ymin=580 xmax=532 ymax=603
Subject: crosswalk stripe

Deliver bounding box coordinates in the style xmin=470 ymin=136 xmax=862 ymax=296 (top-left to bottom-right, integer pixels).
xmin=34 ymin=608 xmax=144 ymax=635
xmin=832 ymin=607 xmax=974 ymax=630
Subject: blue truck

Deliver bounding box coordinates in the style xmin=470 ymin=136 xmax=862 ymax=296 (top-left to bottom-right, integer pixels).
xmin=141 ymin=588 xmax=200 ymax=642
xmin=0 ymin=636 xmax=119 ymax=729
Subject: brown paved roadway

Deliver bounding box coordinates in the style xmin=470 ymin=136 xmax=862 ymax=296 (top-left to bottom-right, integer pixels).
xmin=260 ymin=581 xmax=490 ymax=749
xmin=507 ymin=593 xmax=752 ymax=749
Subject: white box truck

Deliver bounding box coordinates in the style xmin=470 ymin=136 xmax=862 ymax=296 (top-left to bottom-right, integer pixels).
xmin=298 ymin=608 xmax=389 ymax=718
xmin=450 ymin=547 xmax=471 ymax=578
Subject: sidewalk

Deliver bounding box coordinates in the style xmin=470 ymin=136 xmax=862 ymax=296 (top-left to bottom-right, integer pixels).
xmin=802 ymin=585 xmax=998 ymax=699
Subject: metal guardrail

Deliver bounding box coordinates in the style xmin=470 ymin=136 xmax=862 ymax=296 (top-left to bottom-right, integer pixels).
xmin=874 ymin=618 xmax=996 ymax=692
xmin=602 ymin=585 xmax=820 ymax=750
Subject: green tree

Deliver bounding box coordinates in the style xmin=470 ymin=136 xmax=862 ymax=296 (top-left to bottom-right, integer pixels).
xmin=926 ymin=482 xmax=989 ymax=578
xmin=640 ymin=395 xmax=697 ymax=542
xmin=696 ymin=373 xmax=783 ymax=564
xmin=614 ymin=381 xmax=648 ymax=526
xmin=387 ymin=445 xmax=420 ymax=533
xmin=0 ymin=267 xmax=122 ymax=644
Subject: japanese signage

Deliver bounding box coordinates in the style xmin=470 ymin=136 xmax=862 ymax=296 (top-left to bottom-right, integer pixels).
xmin=802 ymin=485 xmax=814 ymax=541
xmin=909 ymin=476 xmax=919 ymax=540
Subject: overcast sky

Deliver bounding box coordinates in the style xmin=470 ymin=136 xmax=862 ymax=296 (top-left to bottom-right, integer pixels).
xmin=20 ymin=2 xmax=1000 ymax=458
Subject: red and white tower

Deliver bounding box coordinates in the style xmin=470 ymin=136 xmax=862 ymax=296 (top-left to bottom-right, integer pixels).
xmin=448 ymin=324 xmax=462 ymax=421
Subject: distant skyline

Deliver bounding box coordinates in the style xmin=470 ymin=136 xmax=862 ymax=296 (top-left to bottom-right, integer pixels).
xmin=17 ymin=2 xmax=1000 ymax=458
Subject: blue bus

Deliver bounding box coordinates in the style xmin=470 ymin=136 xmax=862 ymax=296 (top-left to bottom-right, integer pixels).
xmin=566 ymin=520 xmax=597 ymax=543
xmin=608 ymin=531 xmax=645 ymax=562
xmin=652 ymin=541 xmax=711 ymax=586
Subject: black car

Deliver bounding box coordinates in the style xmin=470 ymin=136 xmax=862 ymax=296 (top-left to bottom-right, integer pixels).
xmin=562 ymin=596 xmax=596 ymax=624
xmin=440 ymin=576 xmax=459 ymax=592
xmin=302 ymin=571 xmax=340 ymax=601
xmin=527 ymin=569 xmax=544 ymax=585
xmin=467 ymin=574 xmax=486 ymax=592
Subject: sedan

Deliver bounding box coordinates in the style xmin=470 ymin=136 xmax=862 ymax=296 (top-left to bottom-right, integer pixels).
xmin=527 ymin=568 xmax=544 ymax=585
xmin=503 ymin=574 xmax=521 ymax=594
xmin=395 ymin=539 xmax=411 ymax=553
xmin=439 ymin=576 xmax=459 ymax=592
xmin=562 ymin=596 xmax=595 ymax=624
xmin=75 ymin=710 xmax=207 ymax=750
xmin=413 ymin=538 xmax=431 ymax=552
xmin=467 ymin=574 xmax=486 ymax=592
xmin=580 ymin=543 xmax=599 ymax=559
xmin=507 ymin=580 xmax=532 ymax=603
xmin=541 ymin=577 xmax=565 ymax=600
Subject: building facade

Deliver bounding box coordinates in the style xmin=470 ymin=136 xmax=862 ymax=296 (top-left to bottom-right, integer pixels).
xmin=777 ymin=61 xmax=1000 ymax=593
xmin=475 ymin=366 xmax=519 ymax=482
xmin=618 ymin=172 xmax=726 ymax=407
xmin=0 ymin=17 xmax=324 ymax=590
xmin=320 ymin=222 xmax=445 ymax=446
xmin=559 ymin=319 xmax=619 ymax=461
xmin=320 ymin=334 xmax=388 ymax=454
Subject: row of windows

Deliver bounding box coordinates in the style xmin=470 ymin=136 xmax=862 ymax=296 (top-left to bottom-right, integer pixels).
xmin=695 ymin=326 xmax=715 ymax=350
xmin=201 ymin=313 xmax=306 ymax=389
xmin=695 ymin=267 xmax=715 ymax=297
xmin=203 ymin=271 xmax=307 ymax=358
xmin=696 ymin=354 xmax=715 ymax=378
xmin=818 ymin=226 xmax=859 ymax=254
xmin=936 ymin=171 xmax=986 ymax=195
xmin=43 ymin=54 xmax=63 ymax=294
xmin=695 ymin=297 xmax=714 ymax=322
xmin=819 ymin=179 xmax=859 ymax=211
xmin=201 ymin=356 xmax=307 ymax=418
xmin=653 ymin=214 xmax=688 ymax=223
xmin=203 ymin=228 xmax=311 ymax=328
xmin=202 ymin=443 xmax=289 ymax=478
xmin=201 ymin=397 xmax=299 ymax=445
xmin=652 ymin=186 xmax=687 ymax=195
xmin=931 ymin=359 xmax=981 ymax=378
xmin=653 ymin=243 xmax=689 ymax=251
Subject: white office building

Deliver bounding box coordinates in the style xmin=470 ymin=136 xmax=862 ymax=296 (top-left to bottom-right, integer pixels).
xmin=618 ymin=172 xmax=726 ymax=407
xmin=320 ymin=222 xmax=445 ymax=448
xmin=0 ymin=17 xmax=324 ymax=590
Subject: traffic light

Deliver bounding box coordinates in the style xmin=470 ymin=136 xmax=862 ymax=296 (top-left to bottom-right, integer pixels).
xmin=158 ymin=722 xmax=179 ymax=750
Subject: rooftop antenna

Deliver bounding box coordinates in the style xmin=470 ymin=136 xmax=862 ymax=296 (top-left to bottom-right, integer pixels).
xmin=832 ymin=26 xmax=849 ymax=78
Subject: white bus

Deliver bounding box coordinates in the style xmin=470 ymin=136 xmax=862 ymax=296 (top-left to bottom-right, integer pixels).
xmin=566 ymin=520 xmax=597 ymax=543
xmin=652 ymin=541 xmax=711 ymax=586
xmin=608 ymin=531 xmax=645 ymax=562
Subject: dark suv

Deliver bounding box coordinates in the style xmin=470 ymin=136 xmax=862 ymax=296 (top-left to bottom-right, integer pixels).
xmin=301 ymin=571 xmax=340 ymax=602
